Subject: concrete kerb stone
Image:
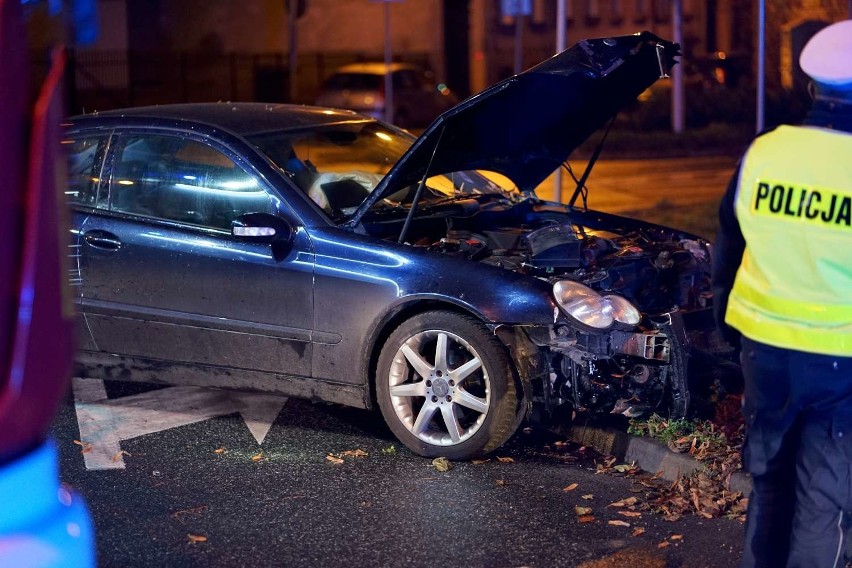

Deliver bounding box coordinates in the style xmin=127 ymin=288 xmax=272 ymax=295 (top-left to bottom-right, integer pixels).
xmin=567 ymin=423 xmax=753 ymax=495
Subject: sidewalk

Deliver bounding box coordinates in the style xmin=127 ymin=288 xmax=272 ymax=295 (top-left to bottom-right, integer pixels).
xmin=566 ymin=422 xmax=752 ymax=495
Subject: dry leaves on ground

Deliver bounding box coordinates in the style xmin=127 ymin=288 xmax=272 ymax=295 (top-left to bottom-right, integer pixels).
xmin=431 ymin=457 xmax=452 ymax=472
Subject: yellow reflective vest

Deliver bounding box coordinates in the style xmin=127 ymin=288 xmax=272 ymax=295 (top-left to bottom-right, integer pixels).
xmin=726 ymin=124 xmax=852 ymax=356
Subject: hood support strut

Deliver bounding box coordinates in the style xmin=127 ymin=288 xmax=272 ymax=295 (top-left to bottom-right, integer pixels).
xmin=398 ymin=126 xmax=445 ymax=244
xmin=568 ymin=116 xmax=615 ymax=209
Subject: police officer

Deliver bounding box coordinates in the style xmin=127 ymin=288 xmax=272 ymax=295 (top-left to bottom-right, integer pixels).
xmin=712 ymin=19 xmax=852 ymax=568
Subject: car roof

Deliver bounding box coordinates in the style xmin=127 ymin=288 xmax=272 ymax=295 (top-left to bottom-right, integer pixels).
xmin=68 ymin=102 xmax=371 ymax=136
xmin=334 ymin=62 xmax=419 ymax=75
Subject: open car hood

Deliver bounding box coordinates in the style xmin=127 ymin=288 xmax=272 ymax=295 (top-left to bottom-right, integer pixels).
xmin=348 ymin=31 xmax=679 ymax=225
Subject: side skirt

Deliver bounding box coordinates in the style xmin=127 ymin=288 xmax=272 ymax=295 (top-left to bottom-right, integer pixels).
xmin=74 ymin=351 xmax=371 ymax=409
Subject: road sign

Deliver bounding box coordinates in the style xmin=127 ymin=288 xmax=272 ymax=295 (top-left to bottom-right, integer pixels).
xmin=501 ymin=0 xmax=532 ymax=17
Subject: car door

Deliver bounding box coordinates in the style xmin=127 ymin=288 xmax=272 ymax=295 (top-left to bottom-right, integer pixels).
xmin=75 ymin=128 xmax=315 ymax=377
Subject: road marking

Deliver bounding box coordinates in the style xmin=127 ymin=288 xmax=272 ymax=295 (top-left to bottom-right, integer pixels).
xmin=71 ymin=377 xmax=287 ymax=470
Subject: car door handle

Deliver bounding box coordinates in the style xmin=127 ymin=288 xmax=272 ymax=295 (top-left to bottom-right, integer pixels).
xmin=83 ymin=230 xmax=122 ymax=250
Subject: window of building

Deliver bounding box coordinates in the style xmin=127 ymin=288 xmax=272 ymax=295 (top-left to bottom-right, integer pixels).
xmin=531 ymin=0 xmax=548 ymax=26
xmin=610 ymin=0 xmax=624 ymax=23
xmin=586 ymin=0 xmax=600 ymax=23
xmin=653 ymin=0 xmax=670 ymax=22
xmin=633 ymin=0 xmax=646 ymax=23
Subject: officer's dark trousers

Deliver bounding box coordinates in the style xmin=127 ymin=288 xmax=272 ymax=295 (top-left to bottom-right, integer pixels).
xmin=739 ymin=337 xmax=852 ymax=568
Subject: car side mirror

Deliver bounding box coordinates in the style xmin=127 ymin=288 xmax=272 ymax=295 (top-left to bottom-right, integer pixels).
xmin=231 ymin=213 xmax=295 ymax=262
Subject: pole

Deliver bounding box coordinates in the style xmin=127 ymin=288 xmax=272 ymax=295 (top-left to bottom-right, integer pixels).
xmin=554 ymin=0 xmax=566 ymax=203
xmin=288 ymin=0 xmax=298 ymax=103
xmin=756 ymin=0 xmax=765 ymax=133
xmin=513 ymin=13 xmax=524 ymax=74
xmin=671 ymin=0 xmax=684 ymax=133
xmin=383 ymin=1 xmax=393 ymax=123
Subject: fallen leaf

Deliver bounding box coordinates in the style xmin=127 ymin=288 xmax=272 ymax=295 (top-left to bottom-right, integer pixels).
xmin=495 ymin=479 xmax=507 ymax=486
xmin=340 ymin=449 xmax=368 ymax=458
xmin=381 ymin=445 xmax=397 ymax=455
xmin=554 ymin=441 xmax=568 ymax=447
xmin=578 ymin=515 xmax=595 ymax=523
xmin=496 ymin=456 xmax=514 ymax=464
xmin=613 ymin=464 xmax=632 ymax=473
xmin=632 ymin=527 xmax=646 ymax=537
xmin=581 ymin=494 xmax=594 ymax=500
xmin=326 ymin=454 xmax=344 ymax=465
xmin=575 ymin=506 xmax=593 ymax=516
xmin=609 ymin=497 xmax=638 ymax=508
xmin=670 ymin=534 xmax=683 ymax=541
xmin=431 ymin=457 xmax=452 ymax=472
xmin=251 ymin=452 xmax=264 ymax=462
xmin=608 ymin=520 xmax=631 ymax=527
xmin=111 ymin=450 xmax=131 ymax=462
xmin=618 ymin=511 xmax=642 ymax=518
xmin=171 ymin=506 xmax=208 ymax=524
xmin=187 ymin=534 xmax=207 ymax=544
xmin=73 ymin=440 xmax=93 ymax=454
xmin=213 ymin=447 xmax=226 ymax=454
xmin=658 ymin=541 xmax=670 ymax=548
xmin=470 ymin=459 xmax=490 ymax=465
xmin=563 ymin=483 xmax=579 ymax=492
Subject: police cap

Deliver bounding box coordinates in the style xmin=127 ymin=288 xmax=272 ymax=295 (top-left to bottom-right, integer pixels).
xmin=800 ymin=20 xmax=852 ymax=86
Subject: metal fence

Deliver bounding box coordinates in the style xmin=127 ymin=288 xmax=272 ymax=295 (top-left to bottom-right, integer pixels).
xmin=63 ymin=49 xmax=432 ymax=114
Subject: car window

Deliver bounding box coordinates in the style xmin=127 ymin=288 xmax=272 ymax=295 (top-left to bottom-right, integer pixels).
xmin=65 ymin=135 xmax=108 ymax=206
xmin=109 ymin=134 xmax=273 ymax=230
xmin=393 ymin=70 xmax=421 ymax=89
xmin=323 ymin=73 xmax=382 ymax=91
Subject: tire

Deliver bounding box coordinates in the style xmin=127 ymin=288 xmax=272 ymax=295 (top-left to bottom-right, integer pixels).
xmin=375 ymin=311 xmax=518 ymax=459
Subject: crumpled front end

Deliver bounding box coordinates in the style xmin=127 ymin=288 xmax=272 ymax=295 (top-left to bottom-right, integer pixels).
xmin=500 ymin=308 xmax=692 ymax=426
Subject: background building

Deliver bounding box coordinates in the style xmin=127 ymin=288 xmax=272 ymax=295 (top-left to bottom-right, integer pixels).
xmin=38 ymin=0 xmax=849 ymax=124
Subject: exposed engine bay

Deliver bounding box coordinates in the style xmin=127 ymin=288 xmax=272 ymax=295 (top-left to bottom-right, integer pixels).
xmin=363 ymin=196 xmax=723 ymax=422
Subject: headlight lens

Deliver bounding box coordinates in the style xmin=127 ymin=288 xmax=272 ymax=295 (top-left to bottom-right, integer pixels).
xmin=553 ymin=280 xmax=642 ymax=329
xmin=602 ymin=294 xmax=642 ymax=325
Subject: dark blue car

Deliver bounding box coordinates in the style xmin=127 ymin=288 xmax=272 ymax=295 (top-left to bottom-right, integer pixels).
xmin=66 ymin=33 xmax=721 ymax=459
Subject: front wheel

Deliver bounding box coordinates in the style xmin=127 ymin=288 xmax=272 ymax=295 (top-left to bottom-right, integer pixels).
xmin=376 ymin=311 xmax=518 ymax=459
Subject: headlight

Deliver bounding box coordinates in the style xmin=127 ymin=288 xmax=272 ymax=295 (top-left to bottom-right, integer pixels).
xmin=553 ymin=280 xmax=642 ymax=329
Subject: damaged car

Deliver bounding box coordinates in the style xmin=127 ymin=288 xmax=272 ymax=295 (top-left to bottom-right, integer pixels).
xmin=67 ymin=32 xmax=727 ymax=459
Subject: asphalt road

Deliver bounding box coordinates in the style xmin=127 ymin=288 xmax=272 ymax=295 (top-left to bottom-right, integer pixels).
xmin=54 ymin=378 xmax=744 ymax=568
xmin=535 ymin=156 xmax=739 ymax=212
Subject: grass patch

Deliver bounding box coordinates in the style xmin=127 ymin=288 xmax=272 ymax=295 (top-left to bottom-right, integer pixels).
xmin=627 ymin=413 xmax=728 ymax=456
xmin=576 ymin=122 xmax=753 ymax=160
xmin=623 ymin=198 xmax=720 ymax=240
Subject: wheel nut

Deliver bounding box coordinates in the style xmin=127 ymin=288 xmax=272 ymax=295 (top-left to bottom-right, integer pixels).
xmin=436 ymin=370 xmax=442 ymax=377
xmin=446 ymin=396 xmax=452 ymax=402
xmin=426 ymin=380 xmax=432 ymax=387
xmin=431 ymin=396 xmax=438 ymax=403
xmin=448 ymin=380 xmax=455 ymax=387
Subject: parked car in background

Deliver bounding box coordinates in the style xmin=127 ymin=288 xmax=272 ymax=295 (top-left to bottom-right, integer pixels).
xmin=66 ymin=33 xmax=725 ymax=461
xmin=315 ymin=62 xmax=457 ymax=128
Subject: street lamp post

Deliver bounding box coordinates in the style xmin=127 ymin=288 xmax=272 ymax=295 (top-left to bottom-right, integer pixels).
xmin=554 ymin=0 xmax=567 ymax=203
xmin=756 ymin=0 xmax=766 ymax=133
xmin=383 ymin=1 xmax=393 ymax=123
xmin=671 ymin=0 xmax=684 ymax=133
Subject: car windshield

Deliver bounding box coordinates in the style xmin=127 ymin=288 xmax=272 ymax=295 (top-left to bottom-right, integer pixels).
xmin=247 ymin=121 xmax=519 ymax=221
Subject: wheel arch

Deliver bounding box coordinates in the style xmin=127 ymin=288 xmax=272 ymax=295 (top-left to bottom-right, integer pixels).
xmin=363 ymin=298 xmax=526 ymax=416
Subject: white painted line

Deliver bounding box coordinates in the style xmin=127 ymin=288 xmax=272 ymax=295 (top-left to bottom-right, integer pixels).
xmin=71 ymin=378 xmax=287 ymax=471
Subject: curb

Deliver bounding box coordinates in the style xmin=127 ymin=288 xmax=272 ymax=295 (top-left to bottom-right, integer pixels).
xmin=567 ymin=424 xmax=752 ymax=495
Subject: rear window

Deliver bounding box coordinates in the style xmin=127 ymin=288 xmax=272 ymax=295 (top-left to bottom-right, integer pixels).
xmin=323 ymin=73 xmax=383 ymax=91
